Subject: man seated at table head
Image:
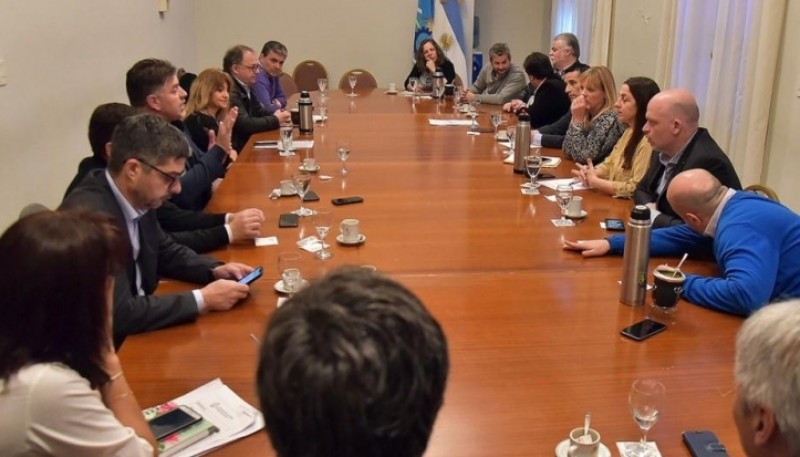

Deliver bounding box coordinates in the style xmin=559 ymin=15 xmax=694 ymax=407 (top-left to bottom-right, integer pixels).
xmin=549 ymin=33 xmax=584 ymax=78
xmin=563 ymin=169 xmax=800 ymax=316
xmin=252 ymin=40 xmax=288 ymax=115
xmin=634 ymin=88 xmax=742 ymax=227
xmin=126 ymin=58 xmax=236 ymax=211
xmin=61 ymin=113 xmax=253 ymax=348
xmin=464 ymin=42 xmax=526 ymax=105
xmin=64 ymin=102 xmax=264 ymax=254
xmin=734 ymin=299 xmax=800 ymax=456
xmin=223 ymin=44 xmax=291 ymax=151
xmin=257 ymin=267 xmax=449 ymax=457
xmin=532 ymin=64 xmax=589 ymax=148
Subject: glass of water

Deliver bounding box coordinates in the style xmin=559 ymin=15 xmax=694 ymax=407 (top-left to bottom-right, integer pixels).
xmin=279 ymin=125 xmax=294 ymax=156
xmin=317 ymin=77 xmax=328 ymax=94
xmin=491 ymin=114 xmax=502 ymax=136
xmin=626 ymin=379 xmax=666 ymax=457
xmin=278 ymin=251 xmax=303 ymax=296
xmin=347 ymin=72 xmax=359 ymax=97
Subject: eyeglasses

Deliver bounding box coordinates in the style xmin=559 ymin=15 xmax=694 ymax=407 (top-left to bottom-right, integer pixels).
xmin=134 ymin=158 xmax=185 ymax=188
xmin=242 ymin=63 xmax=261 ymax=72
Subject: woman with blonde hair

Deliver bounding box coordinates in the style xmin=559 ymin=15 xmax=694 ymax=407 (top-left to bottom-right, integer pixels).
xmin=562 ymin=66 xmax=625 ymax=164
xmin=572 ymin=77 xmax=660 ymax=197
xmin=185 ymin=68 xmax=236 ymax=155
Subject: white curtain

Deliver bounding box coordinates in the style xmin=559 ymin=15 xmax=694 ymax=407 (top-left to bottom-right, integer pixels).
xmin=655 ymin=0 xmax=786 ymax=185
xmin=551 ymin=0 xmax=613 ymax=66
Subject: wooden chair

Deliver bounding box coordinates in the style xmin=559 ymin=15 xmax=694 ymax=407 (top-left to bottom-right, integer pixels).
xmin=19 ymin=203 xmax=49 ymax=219
xmin=292 ymin=60 xmax=329 ymax=92
xmin=745 ymin=184 xmax=780 ymax=202
xmin=279 ymin=72 xmax=299 ymax=98
xmin=338 ymin=69 xmax=378 ymax=91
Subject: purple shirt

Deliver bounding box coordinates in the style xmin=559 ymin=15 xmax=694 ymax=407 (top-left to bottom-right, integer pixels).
xmin=252 ymin=72 xmax=287 ymax=115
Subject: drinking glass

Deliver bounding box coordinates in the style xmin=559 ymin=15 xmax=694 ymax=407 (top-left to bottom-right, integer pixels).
xmin=507 ymin=127 xmax=516 ymax=153
xmin=453 ymin=89 xmax=462 ymax=112
xmin=278 ymin=251 xmax=303 ymax=296
xmin=409 ymin=77 xmax=419 ymax=100
xmin=279 ymin=125 xmax=294 ymax=156
xmin=468 ymin=98 xmax=481 ymax=131
xmin=434 ymin=77 xmax=446 ymax=103
xmin=555 ymin=184 xmax=574 ymax=224
xmin=626 ymin=379 xmax=666 ymax=457
xmin=312 ymin=209 xmax=333 ymax=260
xmin=348 ymin=73 xmax=359 ymax=97
xmin=318 ymin=94 xmax=328 ymax=126
xmin=491 ymin=114 xmax=502 ymax=136
xmin=523 ymin=155 xmax=542 ymax=195
xmin=291 ymin=172 xmax=313 ymax=216
xmin=336 ymin=140 xmax=351 ymax=175
xmin=317 ymin=77 xmax=328 ymax=94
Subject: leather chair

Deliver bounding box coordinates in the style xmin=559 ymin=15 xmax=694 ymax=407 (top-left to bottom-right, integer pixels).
xmin=338 ymin=69 xmax=378 ymax=91
xmin=745 ymin=184 xmax=780 ymax=202
xmin=279 ymin=72 xmax=299 ymax=98
xmin=292 ymin=60 xmax=329 ymax=92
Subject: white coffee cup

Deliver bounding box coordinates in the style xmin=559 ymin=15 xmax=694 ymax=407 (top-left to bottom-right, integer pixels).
xmin=388 ymin=82 xmax=397 ymax=92
xmin=280 ymin=179 xmax=295 ymax=195
xmin=303 ymin=157 xmax=317 ymax=170
xmin=568 ymin=427 xmax=601 ymax=457
xmin=566 ymin=196 xmax=584 ymax=217
xmin=340 ymin=218 xmax=360 ymax=242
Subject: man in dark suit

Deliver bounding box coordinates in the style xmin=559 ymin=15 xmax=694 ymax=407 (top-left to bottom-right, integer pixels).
xmin=65 ymin=103 xmax=264 ymax=254
xmin=549 ymin=33 xmax=586 ymax=78
xmin=126 ymin=58 xmax=237 ymax=211
xmin=531 ymin=65 xmax=589 ymax=148
xmin=502 ymin=52 xmax=570 ymax=128
xmin=223 ymin=44 xmax=290 ymax=151
xmin=61 ymin=113 xmax=253 ymax=347
xmin=634 ymin=88 xmax=742 ymax=227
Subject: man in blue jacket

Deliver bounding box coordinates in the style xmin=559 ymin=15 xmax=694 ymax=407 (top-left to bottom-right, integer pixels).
xmin=564 ymin=169 xmax=800 ymax=316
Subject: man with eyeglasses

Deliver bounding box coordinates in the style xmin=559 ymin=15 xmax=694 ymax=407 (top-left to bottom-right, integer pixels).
xmin=62 ymin=113 xmax=255 ymax=348
xmin=126 ymin=58 xmax=236 ymax=211
xmin=224 ymin=44 xmax=290 ymax=151
xmin=549 ymin=33 xmax=584 ymax=78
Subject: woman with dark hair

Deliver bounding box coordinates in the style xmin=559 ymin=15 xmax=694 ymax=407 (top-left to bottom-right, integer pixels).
xmin=404 ymin=38 xmax=456 ymax=91
xmin=572 ymin=77 xmax=660 ymax=197
xmin=185 ymin=68 xmax=237 ymax=156
xmin=502 ymin=52 xmax=570 ymax=128
xmin=0 ymin=210 xmax=156 ymax=456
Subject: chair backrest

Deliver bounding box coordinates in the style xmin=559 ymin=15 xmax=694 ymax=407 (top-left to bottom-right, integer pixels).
xmin=292 ymin=60 xmax=329 ymax=92
xmin=745 ymin=184 xmax=780 ymax=202
xmin=19 ymin=203 xmax=49 ymax=219
xmin=338 ymin=69 xmax=378 ymax=91
xmin=280 ymin=72 xmax=299 ymax=98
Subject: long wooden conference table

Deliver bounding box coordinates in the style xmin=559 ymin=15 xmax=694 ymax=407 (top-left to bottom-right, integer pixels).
xmin=120 ymin=89 xmax=745 ymax=456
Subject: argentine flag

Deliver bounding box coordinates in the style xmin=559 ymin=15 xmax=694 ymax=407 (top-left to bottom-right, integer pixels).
xmin=415 ymin=0 xmax=474 ymax=87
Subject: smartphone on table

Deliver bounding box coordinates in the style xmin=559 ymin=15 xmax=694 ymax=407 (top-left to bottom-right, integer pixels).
xmin=682 ymin=430 xmax=729 ymax=456
xmin=620 ymin=319 xmax=667 ymax=341
xmin=148 ymin=405 xmax=202 ymax=440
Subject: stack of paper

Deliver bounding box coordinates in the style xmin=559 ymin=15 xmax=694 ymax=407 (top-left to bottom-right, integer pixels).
xmin=428 ymin=118 xmax=474 ymax=126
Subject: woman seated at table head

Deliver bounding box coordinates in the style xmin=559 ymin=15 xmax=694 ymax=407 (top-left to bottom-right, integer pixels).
xmin=562 ymin=65 xmax=626 ymax=165
xmin=185 ymin=68 xmax=236 ymax=155
xmin=572 ymin=77 xmax=660 ymax=198
xmin=404 ymin=38 xmax=456 ymax=92
xmin=0 ymin=209 xmax=156 ymax=456
xmin=502 ymin=52 xmax=570 ymax=128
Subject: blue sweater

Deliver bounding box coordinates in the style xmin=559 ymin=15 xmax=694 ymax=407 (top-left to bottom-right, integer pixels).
xmin=608 ymin=193 xmax=800 ymax=316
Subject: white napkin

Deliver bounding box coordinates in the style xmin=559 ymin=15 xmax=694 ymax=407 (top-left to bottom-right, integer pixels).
xmin=616 ymin=442 xmax=661 ymax=457
xmin=255 ymin=237 xmax=278 ymax=247
xmin=297 ymin=236 xmax=329 ymax=253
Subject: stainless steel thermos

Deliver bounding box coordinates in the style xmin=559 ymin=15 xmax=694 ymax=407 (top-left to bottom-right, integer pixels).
xmin=620 ymin=205 xmax=652 ymax=306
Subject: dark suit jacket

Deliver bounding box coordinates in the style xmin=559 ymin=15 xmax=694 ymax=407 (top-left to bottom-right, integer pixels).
xmin=513 ymin=77 xmax=570 ymax=129
xmin=538 ymin=112 xmax=571 ymax=148
xmin=228 ymin=76 xmax=280 ymax=151
xmin=634 ymin=128 xmax=742 ymax=227
xmin=64 ymin=157 xmax=229 ymax=254
xmin=171 ymin=121 xmax=227 ymax=211
xmin=60 ymin=169 xmax=223 ymax=347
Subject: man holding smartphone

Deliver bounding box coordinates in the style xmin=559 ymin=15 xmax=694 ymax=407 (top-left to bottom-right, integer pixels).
xmin=62 ymin=114 xmax=255 ymax=347
xmin=564 ymin=169 xmax=800 ymax=316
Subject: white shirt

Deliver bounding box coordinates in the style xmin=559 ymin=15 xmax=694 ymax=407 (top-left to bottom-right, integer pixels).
xmin=0 ymin=363 xmax=153 ymax=456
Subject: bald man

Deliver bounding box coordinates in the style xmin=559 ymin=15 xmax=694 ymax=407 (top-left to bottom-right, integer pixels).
xmin=634 ymin=88 xmax=741 ymax=228
xmin=565 ymin=169 xmax=800 ymax=316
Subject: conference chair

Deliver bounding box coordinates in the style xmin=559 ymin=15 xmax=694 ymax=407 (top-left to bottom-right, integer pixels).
xmin=279 ymin=72 xmax=299 ymax=98
xmin=292 ymin=60 xmax=328 ymax=92
xmin=19 ymin=203 xmax=49 ymax=219
xmin=338 ymin=69 xmax=378 ymax=91
xmin=745 ymin=184 xmax=780 ymax=202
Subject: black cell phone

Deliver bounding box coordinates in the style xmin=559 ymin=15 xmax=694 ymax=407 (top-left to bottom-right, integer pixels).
xmin=620 ymin=319 xmax=667 ymax=341
xmin=332 ymin=196 xmax=364 ymax=206
xmin=539 ymin=173 xmax=556 ymax=180
xmin=303 ymin=190 xmax=320 ymax=202
xmin=605 ymin=218 xmax=625 ymax=231
xmin=148 ymin=406 xmax=202 ymax=440
xmin=278 ymin=213 xmax=299 ymax=228
xmin=683 ymin=431 xmax=729 ymax=457
xmin=238 ymin=266 xmax=263 ymax=285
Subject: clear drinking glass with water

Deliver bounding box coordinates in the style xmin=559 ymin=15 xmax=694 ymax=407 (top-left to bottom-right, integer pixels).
xmin=626 ymin=379 xmax=666 ymax=457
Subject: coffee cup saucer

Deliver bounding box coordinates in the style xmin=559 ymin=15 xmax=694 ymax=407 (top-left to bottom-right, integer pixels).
xmin=385 ymin=90 xmax=398 ymax=95
xmin=274 ymin=279 xmax=309 ymax=294
xmin=298 ymin=165 xmax=321 ymax=173
xmin=566 ymin=210 xmax=588 ymax=219
xmin=555 ymin=439 xmax=611 ymax=457
xmin=336 ymin=234 xmax=366 ymax=245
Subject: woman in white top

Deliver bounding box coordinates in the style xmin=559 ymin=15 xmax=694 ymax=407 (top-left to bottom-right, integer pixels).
xmin=0 ymin=209 xmax=156 ymax=456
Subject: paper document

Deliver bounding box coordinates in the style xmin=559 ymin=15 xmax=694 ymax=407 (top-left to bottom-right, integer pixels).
xmin=538 ymin=178 xmax=590 ymax=191
xmin=254 ymin=140 xmax=315 ymax=150
xmin=428 ymin=118 xmax=474 ymax=126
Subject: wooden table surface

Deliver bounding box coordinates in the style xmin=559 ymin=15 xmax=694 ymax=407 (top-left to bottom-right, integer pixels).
xmin=119 ymin=89 xmax=745 ymax=456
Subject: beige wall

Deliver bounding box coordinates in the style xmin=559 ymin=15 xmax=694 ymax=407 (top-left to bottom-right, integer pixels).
xmin=608 ymin=0 xmax=664 ymax=84
xmin=474 ymin=0 xmax=550 ymax=67
xmin=0 ymin=0 xmax=196 ymax=230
